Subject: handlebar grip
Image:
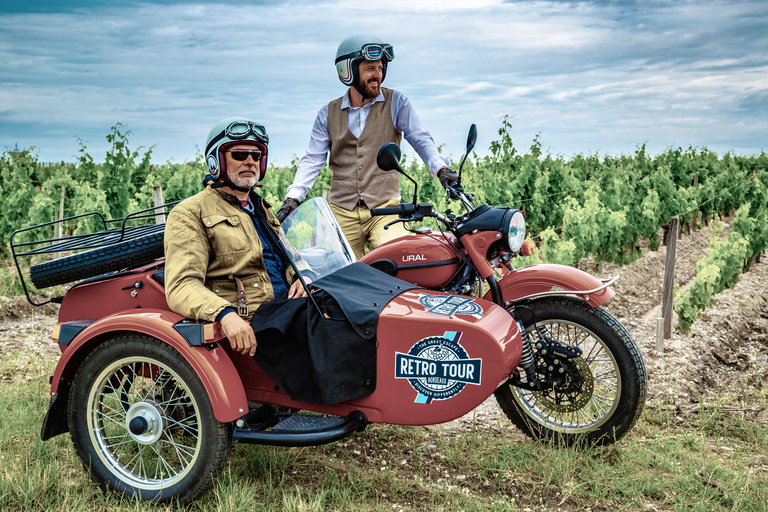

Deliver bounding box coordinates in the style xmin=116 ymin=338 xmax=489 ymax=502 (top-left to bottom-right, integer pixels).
xmin=370 ymin=206 xmax=404 ymax=216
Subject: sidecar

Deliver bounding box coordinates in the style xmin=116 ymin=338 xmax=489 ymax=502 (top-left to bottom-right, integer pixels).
xmin=11 ymin=198 xmax=523 ymax=504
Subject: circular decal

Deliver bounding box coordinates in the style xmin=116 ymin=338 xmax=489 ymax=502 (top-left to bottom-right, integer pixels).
xmin=395 ymin=332 xmax=482 ymax=402
xmin=206 ymin=154 xmax=219 ymax=178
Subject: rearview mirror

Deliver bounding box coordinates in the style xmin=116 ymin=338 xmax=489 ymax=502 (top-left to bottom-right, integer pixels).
xmin=466 ymin=124 xmax=477 ymax=154
xmin=376 ymin=143 xmax=403 ymax=173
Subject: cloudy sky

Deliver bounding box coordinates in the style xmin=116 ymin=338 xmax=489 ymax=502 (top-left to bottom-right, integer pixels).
xmin=1 ymin=0 xmax=766 ymax=167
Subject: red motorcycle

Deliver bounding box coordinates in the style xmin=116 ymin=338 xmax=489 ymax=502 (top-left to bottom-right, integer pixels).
xmin=361 ymin=126 xmax=645 ymax=445
xmin=10 ymin=126 xmax=645 ymax=504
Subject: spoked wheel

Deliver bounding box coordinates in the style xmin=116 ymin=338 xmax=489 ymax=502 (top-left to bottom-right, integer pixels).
xmin=495 ymin=297 xmax=646 ymax=446
xmin=68 ymin=335 xmax=231 ymax=504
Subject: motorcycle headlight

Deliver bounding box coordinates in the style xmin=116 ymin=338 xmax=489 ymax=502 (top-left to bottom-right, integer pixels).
xmin=506 ymin=210 xmax=526 ymax=253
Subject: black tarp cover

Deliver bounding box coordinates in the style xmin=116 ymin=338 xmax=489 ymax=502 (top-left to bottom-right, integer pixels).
xmin=250 ymin=263 xmax=418 ymax=404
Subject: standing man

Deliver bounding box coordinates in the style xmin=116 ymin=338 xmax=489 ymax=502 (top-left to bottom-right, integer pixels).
xmin=276 ymin=34 xmax=459 ymax=259
xmin=164 ymin=117 xmax=310 ymax=358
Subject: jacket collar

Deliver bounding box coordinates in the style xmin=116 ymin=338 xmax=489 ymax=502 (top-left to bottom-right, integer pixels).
xmin=210 ymin=185 xmax=272 ymax=209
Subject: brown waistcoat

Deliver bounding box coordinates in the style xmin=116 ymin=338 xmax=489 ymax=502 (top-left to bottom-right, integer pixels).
xmin=327 ymin=87 xmax=402 ymax=210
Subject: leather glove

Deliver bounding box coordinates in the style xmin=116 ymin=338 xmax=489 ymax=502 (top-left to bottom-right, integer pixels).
xmin=276 ymin=198 xmax=300 ymax=222
xmin=437 ymin=167 xmax=459 ymax=189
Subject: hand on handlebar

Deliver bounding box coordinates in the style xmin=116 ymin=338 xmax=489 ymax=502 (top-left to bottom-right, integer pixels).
xmin=437 ymin=167 xmax=458 ymax=189
xmin=276 ymin=197 xmax=300 ymax=223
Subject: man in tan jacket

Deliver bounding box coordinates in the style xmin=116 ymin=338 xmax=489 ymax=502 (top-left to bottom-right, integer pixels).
xmin=276 ymin=34 xmax=459 ymax=259
xmin=164 ymin=117 xmax=309 ymax=358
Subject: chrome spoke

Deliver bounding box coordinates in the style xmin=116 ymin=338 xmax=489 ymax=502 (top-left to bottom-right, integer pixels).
xmin=87 ymin=354 xmax=203 ymax=490
xmin=512 ymin=318 xmax=621 ymax=433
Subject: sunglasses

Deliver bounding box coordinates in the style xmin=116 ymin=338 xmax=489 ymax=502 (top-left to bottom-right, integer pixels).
xmin=226 ymin=149 xmax=262 ymax=162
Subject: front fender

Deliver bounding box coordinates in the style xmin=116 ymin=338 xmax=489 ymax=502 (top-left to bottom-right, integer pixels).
xmin=484 ymin=264 xmax=615 ymax=308
xmin=49 ymin=309 xmax=248 ymax=424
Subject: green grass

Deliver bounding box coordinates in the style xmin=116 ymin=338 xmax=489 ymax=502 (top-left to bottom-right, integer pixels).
xmin=0 ymin=350 xmax=766 ymax=511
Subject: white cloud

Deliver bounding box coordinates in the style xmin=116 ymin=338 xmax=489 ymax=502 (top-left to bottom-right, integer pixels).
xmin=1 ymin=0 xmax=766 ymax=165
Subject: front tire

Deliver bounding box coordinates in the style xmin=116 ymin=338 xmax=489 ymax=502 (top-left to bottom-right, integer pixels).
xmin=67 ymin=335 xmax=232 ymax=504
xmin=495 ymin=297 xmax=646 ymax=445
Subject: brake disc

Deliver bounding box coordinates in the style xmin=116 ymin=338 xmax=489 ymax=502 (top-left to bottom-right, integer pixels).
xmin=534 ymin=357 xmax=594 ymax=413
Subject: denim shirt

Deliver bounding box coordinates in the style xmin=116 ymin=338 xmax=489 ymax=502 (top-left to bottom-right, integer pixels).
xmin=242 ymin=197 xmax=289 ymax=299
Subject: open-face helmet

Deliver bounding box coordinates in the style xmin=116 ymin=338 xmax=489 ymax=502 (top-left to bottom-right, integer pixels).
xmin=335 ymin=34 xmax=394 ymax=97
xmin=205 ymin=116 xmax=269 ymax=182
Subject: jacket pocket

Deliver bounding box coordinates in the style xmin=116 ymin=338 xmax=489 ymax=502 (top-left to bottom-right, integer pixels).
xmin=202 ymin=214 xmax=249 ymax=254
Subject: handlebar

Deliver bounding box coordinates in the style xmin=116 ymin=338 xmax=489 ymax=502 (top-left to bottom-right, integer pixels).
xmin=370 ymin=202 xmax=455 ymax=232
xmin=370 ymin=203 xmax=417 ymax=217
xmin=446 ymin=184 xmax=476 ymax=211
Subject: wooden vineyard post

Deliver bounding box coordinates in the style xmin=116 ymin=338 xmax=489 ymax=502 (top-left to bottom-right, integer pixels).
xmin=53 ymin=184 xmax=66 ymax=259
xmin=691 ymin=172 xmax=700 ymax=231
xmin=658 ymin=216 xmax=679 ymax=348
xmin=153 ymin=185 xmax=166 ymax=224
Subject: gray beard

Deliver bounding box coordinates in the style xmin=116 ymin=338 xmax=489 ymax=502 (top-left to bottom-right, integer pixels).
xmin=230 ymin=172 xmax=257 ymax=189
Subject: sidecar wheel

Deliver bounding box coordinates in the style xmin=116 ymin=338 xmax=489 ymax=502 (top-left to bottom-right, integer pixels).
xmin=495 ymin=297 xmax=646 ymax=446
xmin=67 ymin=334 xmax=232 ymax=504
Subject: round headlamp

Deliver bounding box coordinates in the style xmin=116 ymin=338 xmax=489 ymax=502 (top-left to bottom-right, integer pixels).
xmin=506 ymin=209 xmax=526 ymax=253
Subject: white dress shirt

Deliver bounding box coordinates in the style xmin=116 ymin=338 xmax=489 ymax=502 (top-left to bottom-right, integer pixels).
xmin=285 ymin=89 xmax=449 ymax=202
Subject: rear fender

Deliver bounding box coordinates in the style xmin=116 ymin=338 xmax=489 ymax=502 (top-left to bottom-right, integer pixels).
xmin=49 ymin=309 xmax=248 ymax=423
xmin=484 ymin=264 xmax=615 ymax=307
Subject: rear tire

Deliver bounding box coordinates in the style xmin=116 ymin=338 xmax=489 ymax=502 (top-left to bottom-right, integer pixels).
xmin=495 ymin=297 xmax=646 ymax=445
xmin=67 ymin=334 xmax=231 ymax=504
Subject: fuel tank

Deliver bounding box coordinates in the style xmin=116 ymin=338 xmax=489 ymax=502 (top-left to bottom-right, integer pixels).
xmin=360 ymin=232 xmax=462 ymax=288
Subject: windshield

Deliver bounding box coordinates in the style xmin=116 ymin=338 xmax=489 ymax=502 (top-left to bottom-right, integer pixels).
xmin=279 ymin=197 xmax=356 ymax=280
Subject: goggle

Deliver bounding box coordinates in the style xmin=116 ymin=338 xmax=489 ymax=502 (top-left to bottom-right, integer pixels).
xmin=226 ymin=149 xmax=262 ymax=162
xmin=206 ymin=120 xmax=269 ymax=154
xmin=337 ymin=43 xmax=395 ymax=63
xmin=226 ymin=121 xmax=268 ymax=141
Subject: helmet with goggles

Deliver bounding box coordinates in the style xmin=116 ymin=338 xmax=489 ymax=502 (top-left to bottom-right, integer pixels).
xmin=205 ymin=116 xmax=269 ymax=182
xmin=335 ymin=34 xmax=394 ymax=98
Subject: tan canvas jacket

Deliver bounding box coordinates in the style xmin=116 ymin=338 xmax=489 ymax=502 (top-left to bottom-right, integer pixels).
xmin=164 ymin=185 xmax=297 ymax=322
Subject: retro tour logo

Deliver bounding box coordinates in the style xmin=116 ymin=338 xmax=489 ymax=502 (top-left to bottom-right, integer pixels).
xmin=417 ymin=294 xmax=484 ymax=319
xmin=395 ymin=331 xmax=482 ymax=403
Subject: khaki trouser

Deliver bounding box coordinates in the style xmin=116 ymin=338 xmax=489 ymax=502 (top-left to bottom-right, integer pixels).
xmin=330 ymin=197 xmax=409 ymax=260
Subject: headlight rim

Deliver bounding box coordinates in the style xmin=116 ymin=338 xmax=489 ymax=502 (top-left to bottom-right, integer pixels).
xmin=505 ymin=209 xmax=526 ymax=253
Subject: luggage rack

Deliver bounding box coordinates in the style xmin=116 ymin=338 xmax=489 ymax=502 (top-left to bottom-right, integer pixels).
xmin=10 ymin=202 xmax=179 ymax=306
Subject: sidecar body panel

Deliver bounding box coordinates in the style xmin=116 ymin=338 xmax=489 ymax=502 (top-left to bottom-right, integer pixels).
xmin=57 ymin=262 xmax=168 ymax=323
xmin=488 ymin=263 xmax=615 ymax=307
xmin=49 ymin=308 xmax=248 ymax=423
xmin=242 ymin=289 xmax=523 ymax=425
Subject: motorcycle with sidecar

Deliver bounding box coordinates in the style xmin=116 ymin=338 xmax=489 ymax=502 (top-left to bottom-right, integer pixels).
xmin=10 ymin=125 xmax=645 ymax=504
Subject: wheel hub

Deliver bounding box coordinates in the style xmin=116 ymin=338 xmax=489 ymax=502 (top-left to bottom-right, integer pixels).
xmin=125 ymin=401 xmax=165 ymax=445
xmin=538 ymin=356 xmax=594 ymax=413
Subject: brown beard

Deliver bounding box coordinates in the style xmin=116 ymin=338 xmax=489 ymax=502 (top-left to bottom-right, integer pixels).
xmin=361 ymin=79 xmax=380 ymax=98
